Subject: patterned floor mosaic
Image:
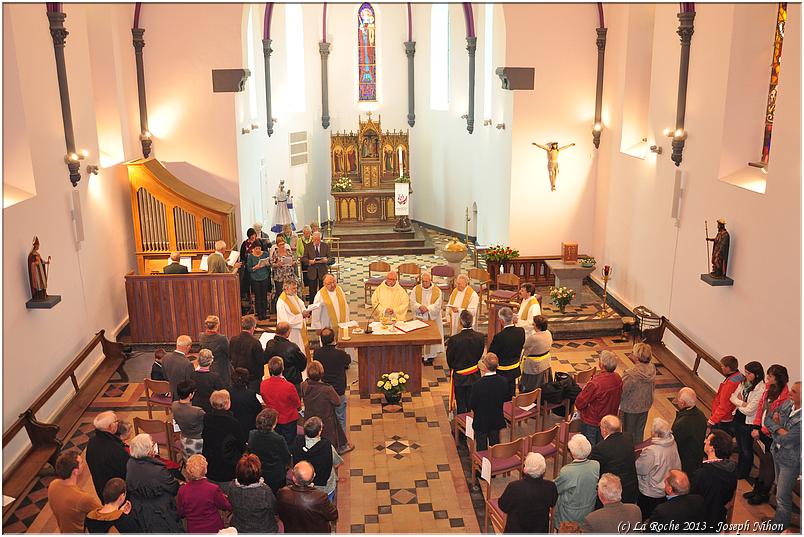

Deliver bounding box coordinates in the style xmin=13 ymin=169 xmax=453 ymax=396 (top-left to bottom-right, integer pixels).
xmin=4 ymin=227 xmax=778 ymax=533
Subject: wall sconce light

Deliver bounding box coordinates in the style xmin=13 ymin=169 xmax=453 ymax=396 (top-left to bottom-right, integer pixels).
xmin=139 ymin=131 xmax=152 ymax=158
xmin=271 ymin=117 xmax=278 ymax=125
xmin=650 ymin=144 xmax=663 ymax=155
xmin=65 ymin=152 xmax=80 ymax=164
xmin=495 ymin=123 xmax=506 ymax=130
xmin=460 ymin=114 xmax=469 ymax=120
xmin=592 ymin=123 xmax=602 ymax=132
xmin=663 ymin=128 xmax=687 ymax=141
xmin=86 ymin=164 xmax=99 ymax=175
xmin=241 ymin=127 xmax=251 ymax=134
xmin=251 ymin=122 xmax=260 ymax=130
xmin=483 ymin=119 xmax=492 ymax=126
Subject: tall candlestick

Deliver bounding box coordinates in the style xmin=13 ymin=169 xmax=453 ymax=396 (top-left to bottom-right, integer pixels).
xmin=326 ymin=200 xmax=331 ymax=223
xmin=398 ymin=147 xmax=404 ymax=177
xmin=317 ymin=205 xmax=322 ymax=226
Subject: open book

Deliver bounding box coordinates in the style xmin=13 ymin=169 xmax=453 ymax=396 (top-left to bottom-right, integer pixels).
xmin=227 ymin=250 xmax=239 ymax=266
xmin=394 ymin=319 xmax=429 ymax=333
xmin=199 ymin=255 xmax=209 ymax=271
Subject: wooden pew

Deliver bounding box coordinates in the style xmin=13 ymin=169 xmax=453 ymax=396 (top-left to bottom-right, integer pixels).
xmin=2 ymin=330 xmax=127 ymax=524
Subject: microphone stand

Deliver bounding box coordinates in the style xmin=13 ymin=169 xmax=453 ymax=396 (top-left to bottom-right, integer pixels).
xmin=366 ymin=302 xmax=381 ymax=334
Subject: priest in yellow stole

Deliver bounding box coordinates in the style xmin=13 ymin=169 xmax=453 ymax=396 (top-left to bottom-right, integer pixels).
xmin=311 ymin=274 xmax=350 ymax=329
xmin=276 ymin=279 xmax=310 ymax=352
xmin=514 ymin=282 xmax=541 ymax=335
xmin=370 ymin=271 xmax=410 ymax=320
xmin=409 ymin=272 xmax=444 ymax=362
xmin=447 ymin=274 xmax=479 ymax=335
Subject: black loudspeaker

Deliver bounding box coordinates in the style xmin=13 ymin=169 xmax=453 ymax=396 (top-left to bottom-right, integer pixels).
xmin=495 ymin=67 xmax=535 ymax=90
xmin=211 ymin=69 xmax=251 ymax=93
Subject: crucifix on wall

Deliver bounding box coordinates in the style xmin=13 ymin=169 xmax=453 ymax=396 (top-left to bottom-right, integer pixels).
xmin=532 ymin=141 xmax=575 ymax=191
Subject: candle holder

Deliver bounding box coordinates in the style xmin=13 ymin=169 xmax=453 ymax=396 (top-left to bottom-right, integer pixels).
xmin=596 ymin=265 xmax=612 ymax=318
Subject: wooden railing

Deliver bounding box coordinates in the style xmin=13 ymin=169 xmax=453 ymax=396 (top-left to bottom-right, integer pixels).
xmin=643 ymin=316 xmax=721 ymax=378
xmin=2 ymin=330 xmax=127 ymax=522
xmin=486 ymin=254 xmax=591 ymax=288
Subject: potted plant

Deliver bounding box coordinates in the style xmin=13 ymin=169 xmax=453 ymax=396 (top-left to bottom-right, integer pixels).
xmin=484 ymin=244 xmax=520 ymax=279
xmin=579 ymin=256 xmax=596 ymax=268
xmin=377 ymin=371 xmax=409 ymax=404
xmin=332 ymin=177 xmax=353 ymax=192
xmin=550 ymin=286 xmax=576 ymax=314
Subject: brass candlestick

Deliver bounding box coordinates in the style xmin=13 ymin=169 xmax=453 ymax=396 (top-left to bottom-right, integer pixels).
xmin=597 ymin=265 xmax=612 ymax=318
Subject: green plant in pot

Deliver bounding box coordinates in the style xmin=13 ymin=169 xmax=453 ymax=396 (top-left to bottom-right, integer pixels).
xmin=377 ymin=371 xmax=409 ymax=403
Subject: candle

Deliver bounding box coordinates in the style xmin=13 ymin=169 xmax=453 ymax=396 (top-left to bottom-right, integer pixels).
xmin=326 ymin=200 xmax=331 ymax=222
xmin=603 ymin=265 xmax=611 ymax=277
xmin=317 ymin=205 xmax=322 ymax=226
xmin=398 ymin=147 xmax=404 ymax=177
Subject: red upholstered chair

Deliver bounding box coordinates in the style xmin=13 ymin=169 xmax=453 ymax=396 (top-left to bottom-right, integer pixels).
xmin=133 ymin=417 xmax=180 ymax=463
xmin=490 ymin=273 xmax=520 ymax=303
xmin=430 ymin=265 xmax=455 ymax=296
xmin=526 ymin=425 xmax=561 ymax=478
xmin=468 ymin=268 xmax=491 ymax=318
xmin=397 ymin=262 xmax=421 ymax=290
xmin=364 ymin=261 xmax=391 ymax=305
xmin=503 ymin=389 xmax=542 ymax=440
xmin=143 ymin=378 xmax=172 ymax=419
xmin=558 ymin=418 xmax=585 ymax=467
xmin=470 ymin=436 xmax=525 ymax=488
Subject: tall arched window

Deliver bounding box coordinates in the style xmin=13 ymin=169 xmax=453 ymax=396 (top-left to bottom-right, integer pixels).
xmin=430 ymin=4 xmax=450 ymax=110
xmin=357 ymin=3 xmax=377 ymax=101
xmin=482 ymin=4 xmax=493 ymax=120
xmin=246 ymin=5 xmax=258 ymax=121
xmin=285 ymin=3 xmax=305 ymax=113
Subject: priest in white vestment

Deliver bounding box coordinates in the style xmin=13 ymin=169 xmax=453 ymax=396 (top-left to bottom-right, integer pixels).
xmin=513 ymin=283 xmax=541 ymax=335
xmin=311 ymin=274 xmax=351 ymax=329
xmin=276 ymin=279 xmax=310 ymax=352
xmin=446 ymin=274 xmax=479 ymax=336
xmin=370 ymin=271 xmax=410 ymax=320
xmin=409 ymin=272 xmax=444 ymax=362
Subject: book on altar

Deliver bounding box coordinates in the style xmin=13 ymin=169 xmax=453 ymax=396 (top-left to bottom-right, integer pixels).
xmin=394 ymin=319 xmax=429 ymax=332
xmin=259 ymin=332 xmax=276 ymax=349
xmin=227 ymin=250 xmax=239 ymax=266
xmin=180 ymin=257 xmax=192 ymax=271
xmin=305 ymin=302 xmax=322 ymax=313
xmin=338 ymin=320 xmax=359 ymax=328
xmin=199 ymin=255 xmax=209 ymax=271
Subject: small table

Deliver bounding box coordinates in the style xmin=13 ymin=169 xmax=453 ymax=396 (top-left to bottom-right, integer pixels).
xmin=633 ymin=306 xmax=661 ymax=342
xmin=544 ymin=260 xmax=595 ymax=305
xmin=337 ymin=320 xmax=443 ymax=397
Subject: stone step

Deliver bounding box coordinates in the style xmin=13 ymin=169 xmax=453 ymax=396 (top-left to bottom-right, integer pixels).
xmin=334 ymin=231 xmax=416 ymax=240
xmin=338 ymin=238 xmax=426 ymax=248
xmin=340 ymin=245 xmax=436 ymax=257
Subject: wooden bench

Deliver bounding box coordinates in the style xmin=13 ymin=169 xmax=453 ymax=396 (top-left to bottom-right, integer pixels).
xmin=2 ymin=329 xmax=127 ymax=524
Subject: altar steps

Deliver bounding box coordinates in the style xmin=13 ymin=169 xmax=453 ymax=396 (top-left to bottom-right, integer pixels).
xmin=333 ymin=224 xmax=436 ymax=257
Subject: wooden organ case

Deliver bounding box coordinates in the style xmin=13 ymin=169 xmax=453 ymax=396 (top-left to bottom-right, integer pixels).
xmin=127 ymin=158 xmax=237 ymax=274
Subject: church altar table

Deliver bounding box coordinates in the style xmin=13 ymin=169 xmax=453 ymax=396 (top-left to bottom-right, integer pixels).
xmin=544 ymin=260 xmax=595 ymax=305
xmin=337 ymin=320 xmax=443 ymax=397
xmin=332 ymin=189 xmax=396 ymax=225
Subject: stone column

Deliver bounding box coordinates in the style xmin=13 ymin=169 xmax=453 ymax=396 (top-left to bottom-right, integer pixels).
xmin=465 ymin=36 xmax=477 ymax=134
xmin=672 ymin=11 xmax=695 ymax=167
xmin=263 ymin=38 xmax=274 ymax=137
xmin=319 ymin=41 xmax=331 ymax=130
xmin=132 ymin=28 xmax=152 ymax=157
xmin=592 ymin=27 xmax=607 ymax=149
xmin=405 ymin=41 xmax=416 ymax=127
xmin=47 ymin=10 xmax=80 ymax=186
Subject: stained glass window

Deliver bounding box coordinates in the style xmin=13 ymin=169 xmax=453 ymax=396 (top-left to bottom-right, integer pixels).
xmin=357 ymin=3 xmax=377 ymax=101
xmin=760 ymin=2 xmax=787 ymax=164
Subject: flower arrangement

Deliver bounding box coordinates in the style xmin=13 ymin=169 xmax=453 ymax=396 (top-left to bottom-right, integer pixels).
xmin=579 ymin=256 xmax=596 ymax=267
xmin=550 ymin=286 xmax=576 ymax=312
xmin=484 ymin=244 xmax=520 ymax=263
xmin=395 ymin=175 xmax=411 ymax=184
xmin=377 ymin=371 xmax=409 ymax=398
xmin=333 ymin=177 xmax=353 ymax=192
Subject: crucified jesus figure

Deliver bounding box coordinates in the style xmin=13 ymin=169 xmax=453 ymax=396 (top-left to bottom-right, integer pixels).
xmin=532 ymin=142 xmax=575 ymax=191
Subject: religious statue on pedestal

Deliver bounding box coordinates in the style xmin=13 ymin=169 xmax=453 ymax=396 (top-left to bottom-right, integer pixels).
xmin=26 ymin=236 xmax=61 ymax=308
xmin=706 ymin=219 xmax=730 ymax=278
xmin=271 ymin=179 xmax=296 ymax=233
xmin=532 ymin=141 xmax=575 ymax=191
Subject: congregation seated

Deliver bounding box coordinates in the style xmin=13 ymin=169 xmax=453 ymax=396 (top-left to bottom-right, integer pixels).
xmin=191 ymin=349 xmax=225 ymax=413
xmin=202 ymin=389 xmax=246 ymax=483
xmin=301 ymin=360 xmax=353 ymax=455
xmin=221 ymin=453 xmax=279 ymax=533
xmin=690 ymin=429 xmax=738 ymax=532
xmin=581 ymin=473 xmax=641 ymax=533
xmin=172 ymin=380 xmax=205 ymax=458
xmin=635 ymin=417 xmax=682 ymax=519
xmin=85 ymin=411 xmax=130 ymax=500
xmin=85 ymin=478 xmax=141 ymax=533
xmin=554 ymin=434 xmax=599 ymax=530
xmin=199 ymin=314 xmax=232 ymax=386
xmin=589 ymin=415 xmax=638 ymax=505
xmin=498 ymin=452 xmax=557 ymax=533
xmin=47 ymin=451 xmax=101 ymax=533
xmin=290 ymin=416 xmax=344 ymax=502
xmin=276 ymin=461 xmax=339 ymax=533
xmin=248 ymin=408 xmax=292 ymax=495
xmin=176 ymin=454 xmax=232 ymax=533
xmin=125 ymin=433 xmax=182 ymax=533
xmin=229 ymin=367 xmax=263 ymax=438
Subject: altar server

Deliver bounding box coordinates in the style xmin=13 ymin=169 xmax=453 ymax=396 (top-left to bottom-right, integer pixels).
xmin=447 ymin=274 xmax=479 ymax=335
xmin=409 ymin=272 xmax=444 ymax=363
xmin=371 ymin=271 xmax=410 ymax=320
xmin=514 ymin=283 xmax=541 ymax=334
xmin=276 ymin=280 xmax=310 ymax=352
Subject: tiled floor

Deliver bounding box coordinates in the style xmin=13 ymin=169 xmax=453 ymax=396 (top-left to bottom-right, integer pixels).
xmin=4 ymin=227 xmax=782 ymax=533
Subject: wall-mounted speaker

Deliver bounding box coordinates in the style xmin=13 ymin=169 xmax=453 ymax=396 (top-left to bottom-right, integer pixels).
xmin=72 ymin=188 xmax=85 ymax=243
xmin=211 ymin=69 xmax=251 ymax=93
xmin=670 ymin=169 xmax=685 ymax=225
xmin=495 ymin=67 xmax=535 ymax=90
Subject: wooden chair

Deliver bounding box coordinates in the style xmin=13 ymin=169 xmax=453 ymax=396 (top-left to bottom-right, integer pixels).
xmin=503 ymin=389 xmax=542 ymax=440
xmin=143 ymin=378 xmax=172 ymax=419
xmin=573 ymin=366 xmax=596 ymax=388
xmin=490 ymin=273 xmax=520 ymax=303
xmin=430 ymin=265 xmax=455 ymax=296
xmin=133 ymin=417 xmax=179 ymax=463
xmin=325 ymin=237 xmax=341 ymax=280
xmin=454 ymin=411 xmax=471 ymax=445
xmin=470 ymin=436 xmax=526 ymax=488
xmin=364 ymin=261 xmax=391 ymax=305
xmin=468 ymin=268 xmax=491 ymax=318
xmin=526 ymin=425 xmax=561 ymax=478
xmin=397 ymin=262 xmax=421 ymax=290
xmin=558 ymin=418 xmax=585 ymax=467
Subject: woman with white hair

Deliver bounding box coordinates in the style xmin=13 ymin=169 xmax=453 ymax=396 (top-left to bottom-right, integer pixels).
xmin=125 ymin=433 xmax=182 ymax=533
xmin=191 ymin=348 xmax=225 ymax=413
xmin=635 ymin=417 xmax=682 ymax=519
xmin=554 ymin=434 xmax=600 ymax=530
xmin=498 ymin=452 xmax=558 ymax=533
xmin=620 ymin=343 xmax=656 ymax=442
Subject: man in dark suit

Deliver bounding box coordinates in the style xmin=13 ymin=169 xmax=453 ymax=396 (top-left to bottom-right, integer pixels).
xmin=671 ymin=387 xmax=708 ymax=476
xmin=264 ymin=322 xmax=308 ymax=393
xmin=163 ymin=252 xmax=189 ymax=274
xmin=647 ymin=470 xmax=707 ymax=532
xmin=314 ymin=327 xmax=351 ymax=433
xmin=85 ymin=411 xmax=130 ymax=499
xmin=582 ymin=473 xmax=642 ymax=533
xmin=498 ymin=452 xmax=558 ymax=533
xmin=162 ymin=335 xmax=194 ymax=400
xmin=488 ymin=306 xmax=525 ymax=398
xmin=690 ymin=430 xmax=738 ymax=532
xmin=229 ymin=315 xmax=265 ymax=391
xmin=469 ymin=353 xmax=510 ymax=451
xmin=300 ymin=231 xmax=334 ymax=303
xmin=446 ymin=310 xmax=484 ymax=415
xmin=589 ymin=415 xmax=639 ymax=505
